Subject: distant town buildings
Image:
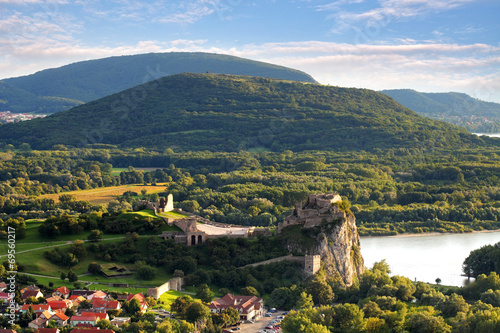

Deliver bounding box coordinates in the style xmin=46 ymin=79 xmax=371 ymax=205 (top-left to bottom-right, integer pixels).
xmin=0 ymin=111 xmax=46 ymax=123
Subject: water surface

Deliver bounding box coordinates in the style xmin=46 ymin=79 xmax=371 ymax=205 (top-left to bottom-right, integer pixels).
xmin=360 ymin=231 xmax=500 ymax=286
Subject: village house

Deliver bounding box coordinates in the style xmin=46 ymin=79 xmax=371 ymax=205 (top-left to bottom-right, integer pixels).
xmin=126 ymin=293 xmax=149 ymax=313
xmin=110 ymin=317 xmax=131 ymax=327
xmin=47 ymin=299 xmax=72 ymax=312
xmin=92 ymin=298 xmax=121 ymax=311
xmin=34 ymin=328 xmax=60 ymax=333
xmin=70 ymin=329 xmax=114 ymax=333
xmin=0 ymin=329 xmax=17 ymax=333
xmin=21 ymin=289 xmax=44 ymax=302
xmin=21 ymin=304 xmax=51 ymax=315
xmin=0 ymin=282 xmax=7 ymax=291
xmin=69 ymin=315 xmax=99 ymax=327
xmin=28 ymin=317 xmax=47 ymax=330
xmin=53 ymin=286 xmax=70 ymax=299
xmin=80 ymin=312 xmax=109 ymax=321
xmin=48 ymin=312 xmax=69 ymax=327
xmin=0 ymin=292 xmax=12 ymax=302
xmin=208 ymin=293 xmax=264 ymax=321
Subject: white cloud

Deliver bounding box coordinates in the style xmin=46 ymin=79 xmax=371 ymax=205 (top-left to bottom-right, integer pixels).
xmin=1 ymin=37 xmax=499 ymax=103
xmin=319 ymin=0 xmax=478 ymax=33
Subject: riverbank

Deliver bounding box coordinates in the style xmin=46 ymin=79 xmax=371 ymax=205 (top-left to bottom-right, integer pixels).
xmin=360 ymin=228 xmax=500 ymax=239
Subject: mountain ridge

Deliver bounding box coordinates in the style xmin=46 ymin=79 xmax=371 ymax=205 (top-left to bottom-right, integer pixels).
xmin=381 ymin=89 xmax=500 ymax=132
xmin=0 ymin=73 xmax=494 ymax=151
xmin=1 ymin=52 xmax=316 ymax=114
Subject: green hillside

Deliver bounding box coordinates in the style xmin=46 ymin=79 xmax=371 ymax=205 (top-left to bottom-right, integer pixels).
xmin=381 ymin=89 xmax=500 ymax=132
xmin=0 ymin=81 xmax=83 ymax=114
xmin=0 ymin=73 xmax=492 ymax=151
xmin=2 ymin=52 xmax=316 ymax=114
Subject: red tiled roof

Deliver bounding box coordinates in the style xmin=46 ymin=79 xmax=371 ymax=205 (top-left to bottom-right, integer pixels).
xmin=70 ymin=316 xmax=97 ymax=323
xmin=47 ymin=301 xmax=69 ymax=310
xmin=80 ymin=312 xmax=107 ymax=320
xmin=70 ymin=329 xmax=114 ymax=333
xmin=21 ymin=304 xmax=51 ymax=311
xmin=209 ymin=293 xmax=262 ymax=315
xmin=34 ymin=328 xmax=59 ymax=333
xmin=0 ymin=329 xmax=16 ymax=333
xmin=52 ymin=313 xmax=69 ymax=321
xmin=126 ymin=293 xmax=145 ymax=302
xmin=22 ymin=290 xmax=42 ymax=299
xmin=55 ymin=286 xmax=70 ymax=295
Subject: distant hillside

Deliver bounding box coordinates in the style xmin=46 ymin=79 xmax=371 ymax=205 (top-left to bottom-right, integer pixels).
xmin=381 ymin=89 xmax=500 ymax=132
xmin=0 ymin=73 xmax=492 ymax=151
xmin=0 ymin=81 xmax=83 ymax=114
xmin=1 ymin=52 xmax=316 ymax=114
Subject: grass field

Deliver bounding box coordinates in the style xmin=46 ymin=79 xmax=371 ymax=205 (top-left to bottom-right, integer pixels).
xmin=158 ymin=211 xmax=188 ymax=219
xmin=155 ymin=291 xmax=202 ymax=311
xmin=111 ymin=167 xmax=167 ymax=176
xmin=38 ymin=184 xmax=167 ymax=205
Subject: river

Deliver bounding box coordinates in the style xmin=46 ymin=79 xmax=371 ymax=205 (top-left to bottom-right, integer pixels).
xmin=473 ymin=133 xmax=500 ymax=138
xmin=360 ymin=231 xmax=500 ymax=287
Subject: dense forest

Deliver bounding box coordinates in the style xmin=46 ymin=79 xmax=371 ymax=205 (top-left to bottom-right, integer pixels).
xmin=3 ymin=145 xmax=500 ymax=236
xmin=0 ymin=73 xmax=495 ymax=151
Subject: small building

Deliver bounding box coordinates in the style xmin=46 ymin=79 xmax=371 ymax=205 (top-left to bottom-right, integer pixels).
xmin=70 ymin=329 xmax=115 ymax=333
xmin=53 ymin=286 xmax=71 ymax=299
xmin=80 ymin=312 xmax=109 ymax=321
xmin=21 ymin=304 xmax=52 ymax=314
xmin=0 ymin=329 xmax=17 ymax=333
xmin=92 ymin=298 xmax=121 ymax=311
xmin=49 ymin=312 xmax=69 ymax=327
xmin=28 ymin=317 xmax=47 ymax=330
xmin=209 ymin=293 xmax=264 ymax=321
xmin=34 ymin=328 xmax=60 ymax=333
xmin=69 ymin=316 xmax=99 ymax=327
xmin=110 ymin=317 xmax=131 ymax=327
xmin=22 ymin=289 xmax=43 ymax=302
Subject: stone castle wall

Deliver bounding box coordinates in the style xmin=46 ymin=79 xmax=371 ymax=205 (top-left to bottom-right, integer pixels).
xmin=147 ymin=277 xmax=184 ymax=299
xmin=242 ymin=254 xmax=320 ymax=276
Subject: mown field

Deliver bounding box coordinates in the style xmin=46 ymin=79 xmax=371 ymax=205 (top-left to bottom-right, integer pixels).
xmin=37 ymin=183 xmax=167 ymax=205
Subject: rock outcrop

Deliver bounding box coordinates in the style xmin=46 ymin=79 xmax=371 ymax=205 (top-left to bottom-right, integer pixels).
xmin=278 ymin=193 xmax=364 ymax=287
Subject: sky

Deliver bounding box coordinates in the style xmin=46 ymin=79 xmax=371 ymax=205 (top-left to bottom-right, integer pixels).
xmin=1 ymin=0 xmax=499 ymax=102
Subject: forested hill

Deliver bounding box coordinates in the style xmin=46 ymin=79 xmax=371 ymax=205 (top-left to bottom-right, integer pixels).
xmin=0 ymin=73 xmax=494 ymax=151
xmin=2 ymin=52 xmax=316 ymax=114
xmin=381 ymin=89 xmax=500 ymax=132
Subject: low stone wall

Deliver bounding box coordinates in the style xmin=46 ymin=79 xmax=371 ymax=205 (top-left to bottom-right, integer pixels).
xmin=147 ymin=277 xmax=184 ymax=299
xmin=242 ymin=255 xmax=320 ymax=276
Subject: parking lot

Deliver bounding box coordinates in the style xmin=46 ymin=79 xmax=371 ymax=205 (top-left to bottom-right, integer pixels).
xmin=234 ymin=310 xmax=284 ymax=333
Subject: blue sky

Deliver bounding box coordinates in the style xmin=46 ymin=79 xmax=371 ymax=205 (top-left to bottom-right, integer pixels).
xmin=1 ymin=0 xmax=499 ymax=102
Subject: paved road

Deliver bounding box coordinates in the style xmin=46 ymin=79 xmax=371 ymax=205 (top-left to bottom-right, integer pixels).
xmin=235 ymin=310 xmax=283 ymax=333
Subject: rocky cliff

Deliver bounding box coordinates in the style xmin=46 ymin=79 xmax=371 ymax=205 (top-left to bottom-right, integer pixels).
xmin=278 ymin=194 xmax=364 ymax=287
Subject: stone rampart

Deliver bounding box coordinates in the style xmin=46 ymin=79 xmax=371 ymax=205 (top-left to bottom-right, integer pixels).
xmin=242 ymin=255 xmax=320 ymax=276
xmin=147 ymin=277 xmax=184 ymax=299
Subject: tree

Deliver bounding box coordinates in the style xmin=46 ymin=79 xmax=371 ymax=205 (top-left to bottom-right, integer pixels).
xmin=67 ymin=269 xmax=78 ymax=282
xmin=185 ymin=302 xmax=211 ymax=324
xmin=88 ymin=262 xmax=102 ymax=274
xmin=171 ymin=295 xmax=195 ymax=318
xmin=137 ymin=265 xmax=156 ymax=280
xmin=296 ymin=292 xmax=314 ymax=310
xmin=196 ymin=284 xmax=214 ymax=303
xmin=88 ymin=229 xmax=102 ymax=242
xmin=240 ymin=286 xmax=259 ymax=297
xmin=60 ymin=271 xmax=66 ymax=280
xmin=435 ymin=278 xmax=441 ymax=285
xmin=405 ymin=312 xmax=451 ymax=333
xmin=307 ymin=276 xmax=334 ymax=305
xmin=331 ymin=303 xmax=366 ymax=333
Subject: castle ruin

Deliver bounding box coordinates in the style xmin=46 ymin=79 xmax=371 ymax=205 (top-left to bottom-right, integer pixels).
xmin=277 ymin=193 xmax=345 ymax=232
